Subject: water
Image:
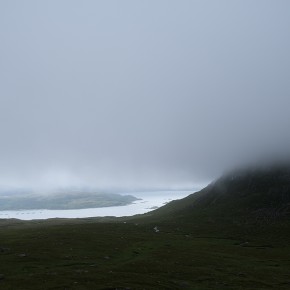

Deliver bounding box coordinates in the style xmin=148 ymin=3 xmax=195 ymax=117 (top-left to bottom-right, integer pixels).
xmin=0 ymin=190 xmax=195 ymax=220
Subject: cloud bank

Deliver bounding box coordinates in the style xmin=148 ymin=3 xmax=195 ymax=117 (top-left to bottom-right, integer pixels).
xmin=0 ymin=1 xmax=290 ymax=190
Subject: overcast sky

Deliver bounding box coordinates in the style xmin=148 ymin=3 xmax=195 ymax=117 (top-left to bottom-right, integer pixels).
xmin=0 ymin=1 xmax=290 ymax=191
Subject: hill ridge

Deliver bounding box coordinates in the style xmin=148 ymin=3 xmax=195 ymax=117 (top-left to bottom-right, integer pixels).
xmin=149 ymin=165 xmax=290 ymax=222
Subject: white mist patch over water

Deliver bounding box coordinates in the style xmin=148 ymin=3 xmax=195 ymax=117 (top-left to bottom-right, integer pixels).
xmin=0 ymin=191 xmax=194 ymax=220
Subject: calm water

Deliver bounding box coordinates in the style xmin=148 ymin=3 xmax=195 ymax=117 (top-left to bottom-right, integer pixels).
xmin=0 ymin=190 xmax=195 ymax=220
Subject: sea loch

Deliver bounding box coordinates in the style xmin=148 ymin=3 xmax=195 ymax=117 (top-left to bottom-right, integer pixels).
xmin=0 ymin=191 xmax=195 ymax=220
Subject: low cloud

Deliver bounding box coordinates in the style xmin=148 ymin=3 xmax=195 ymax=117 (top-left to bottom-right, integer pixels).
xmin=0 ymin=1 xmax=289 ymax=191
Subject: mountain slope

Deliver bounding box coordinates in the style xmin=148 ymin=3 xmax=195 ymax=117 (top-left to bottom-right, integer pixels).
xmin=1 ymin=165 xmax=290 ymax=289
xmin=149 ymin=165 xmax=290 ymax=222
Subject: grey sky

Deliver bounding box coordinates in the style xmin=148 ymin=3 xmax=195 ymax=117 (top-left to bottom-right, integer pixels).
xmin=0 ymin=1 xmax=290 ymax=190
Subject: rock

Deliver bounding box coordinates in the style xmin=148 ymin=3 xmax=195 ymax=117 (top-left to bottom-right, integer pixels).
xmin=0 ymin=274 xmax=4 ymax=280
xmin=153 ymin=226 xmax=159 ymax=233
xmin=18 ymin=253 xmax=27 ymax=257
xmin=239 ymin=242 xmax=249 ymax=247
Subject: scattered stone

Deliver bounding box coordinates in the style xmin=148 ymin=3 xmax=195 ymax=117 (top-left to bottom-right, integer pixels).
xmin=153 ymin=226 xmax=159 ymax=233
xmin=239 ymin=241 xmax=249 ymax=247
xmin=18 ymin=253 xmax=27 ymax=258
xmin=104 ymin=256 xmax=110 ymax=260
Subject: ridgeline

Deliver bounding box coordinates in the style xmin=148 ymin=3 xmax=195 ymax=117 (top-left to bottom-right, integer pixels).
xmin=149 ymin=165 xmax=290 ymax=223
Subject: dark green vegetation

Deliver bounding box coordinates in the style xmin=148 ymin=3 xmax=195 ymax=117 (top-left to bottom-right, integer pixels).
xmin=151 ymin=165 xmax=290 ymax=222
xmin=0 ymin=192 xmax=138 ymax=210
xmin=1 ymin=166 xmax=290 ymax=289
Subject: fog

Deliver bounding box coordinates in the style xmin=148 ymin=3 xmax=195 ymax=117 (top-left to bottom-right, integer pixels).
xmin=0 ymin=1 xmax=290 ymax=191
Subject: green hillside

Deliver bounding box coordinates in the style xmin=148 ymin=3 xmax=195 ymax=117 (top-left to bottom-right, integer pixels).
xmin=148 ymin=165 xmax=290 ymax=221
xmin=1 ymin=166 xmax=290 ymax=289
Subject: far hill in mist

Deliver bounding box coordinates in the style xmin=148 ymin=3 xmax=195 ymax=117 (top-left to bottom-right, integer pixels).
xmin=0 ymin=191 xmax=138 ymax=211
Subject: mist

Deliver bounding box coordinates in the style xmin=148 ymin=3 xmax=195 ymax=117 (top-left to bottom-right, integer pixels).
xmin=0 ymin=1 xmax=290 ymax=191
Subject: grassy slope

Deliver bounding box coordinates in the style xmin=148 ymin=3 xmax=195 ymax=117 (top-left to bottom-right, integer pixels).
xmin=1 ymin=219 xmax=290 ymax=290
xmin=1 ymin=167 xmax=290 ymax=289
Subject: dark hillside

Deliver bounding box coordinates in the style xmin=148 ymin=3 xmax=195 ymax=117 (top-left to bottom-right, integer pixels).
xmin=149 ymin=165 xmax=290 ymax=223
xmin=1 ymin=165 xmax=290 ymax=289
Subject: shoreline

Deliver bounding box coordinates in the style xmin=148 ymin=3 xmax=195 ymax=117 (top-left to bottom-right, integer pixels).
xmin=0 ymin=190 xmax=194 ymax=220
